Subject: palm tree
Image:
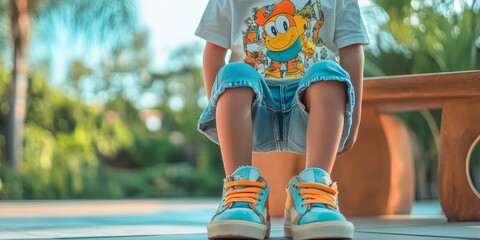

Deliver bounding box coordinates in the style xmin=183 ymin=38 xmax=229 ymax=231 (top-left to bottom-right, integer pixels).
xmin=4 ymin=0 xmax=138 ymax=171
xmin=6 ymin=0 xmax=30 ymax=170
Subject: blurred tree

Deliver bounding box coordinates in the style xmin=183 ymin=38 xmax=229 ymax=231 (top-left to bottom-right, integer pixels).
xmin=150 ymin=45 xmax=207 ymax=167
xmin=94 ymin=29 xmax=151 ymax=106
xmin=0 ymin=1 xmax=226 ymax=199
xmin=2 ymin=0 xmax=138 ymax=171
xmin=58 ymin=39 xmax=225 ymax=190
xmin=367 ymin=0 xmax=480 ymax=75
xmin=67 ymin=40 xmax=219 ymax=170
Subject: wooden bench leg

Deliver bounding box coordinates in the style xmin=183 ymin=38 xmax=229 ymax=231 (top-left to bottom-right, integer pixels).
xmin=333 ymin=106 xmax=414 ymax=216
xmin=253 ymin=152 xmax=305 ymax=217
xmin=439 ymin=98 xmax=480 ymax=221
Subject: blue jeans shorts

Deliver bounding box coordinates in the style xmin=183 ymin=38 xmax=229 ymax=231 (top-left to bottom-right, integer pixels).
xmin=197 ymin=60 xmax=354 ymax=153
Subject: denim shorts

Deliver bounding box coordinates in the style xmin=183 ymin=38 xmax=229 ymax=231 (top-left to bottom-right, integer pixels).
xmin=197 ymin=60 xmax=354 ymax=153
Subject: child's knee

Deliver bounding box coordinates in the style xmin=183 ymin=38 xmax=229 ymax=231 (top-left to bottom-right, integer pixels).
xmin=220 ymin=87 xmax=255 ymax=100
xmin=302 ymin=81 xmax=348 ymax=109
xmin=307 ymin=60 xmax=342 ymax=73
xmin=303 ymin=60 xmax=350 ymax=81
xmin=216 ymin=63 xmax=262 ymax=88
xmin=309 ymin=80 xmax=347 ymax=94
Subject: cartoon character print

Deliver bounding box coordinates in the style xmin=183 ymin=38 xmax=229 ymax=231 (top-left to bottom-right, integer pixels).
xmin=242 ymin=0 xmax=332 ymax=79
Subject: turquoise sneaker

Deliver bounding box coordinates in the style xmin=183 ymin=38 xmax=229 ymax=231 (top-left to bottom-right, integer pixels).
xmin=207 ymin=166 xmax=270 ymax=239
xmin=284 ymin=167 xmax=354 ymax=239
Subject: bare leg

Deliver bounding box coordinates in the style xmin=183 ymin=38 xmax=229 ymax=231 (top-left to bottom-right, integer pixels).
xmin=216 ymin=88 xmax=255 ymax=175
xmin=303 ymin=81 xmax=346 ymax=174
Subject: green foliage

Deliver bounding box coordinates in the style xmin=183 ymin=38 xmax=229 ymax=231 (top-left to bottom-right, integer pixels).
xmin=366 ymin=0 xmax=480 ymax=76
xmin=0 ymin=67 xmax=224 ymax=199
xmin=0 ymin=0 xmax=224 ymax=199
xmin=0 ymin=72 xmax=125 ymax=199
xmin=0 ymin=38 xmax=225 ymax=199
xmin=92 ymin=164 xmax=223 ymax=198
xmin=131 ymin=134 xmax=185 ymax=167
xmin=469 ymin=140 xmax=480 ymax=191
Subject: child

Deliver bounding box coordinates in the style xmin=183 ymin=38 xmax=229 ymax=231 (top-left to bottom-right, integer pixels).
xmin=195 ymin=0 xmax=369 ymax=239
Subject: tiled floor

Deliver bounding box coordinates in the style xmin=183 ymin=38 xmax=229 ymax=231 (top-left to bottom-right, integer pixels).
xmin=0 ymin=199 xmax=478 ymax=239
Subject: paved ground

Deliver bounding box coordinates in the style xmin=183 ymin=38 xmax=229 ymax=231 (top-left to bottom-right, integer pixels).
xmin=0 ymin=199 xmax=479 ymax=239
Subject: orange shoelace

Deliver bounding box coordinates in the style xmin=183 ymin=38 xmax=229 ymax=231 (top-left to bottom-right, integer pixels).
xmin=297 ymin=182 xmax=337 ymax=208
xmin=223 ymin=180 xmax=266 ymax=206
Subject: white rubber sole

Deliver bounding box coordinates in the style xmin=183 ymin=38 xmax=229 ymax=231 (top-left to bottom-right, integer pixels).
xmin=284 ymin=220 xmax=354 ymax=239
xmin=208 ymin=220 xmax=270 ymax=239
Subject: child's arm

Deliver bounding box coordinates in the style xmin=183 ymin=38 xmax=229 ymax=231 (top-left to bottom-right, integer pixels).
xmin=338 ymin=43 xmax=365 ymax=156
xmin=203 ymin=42 xmax=228 ymax=99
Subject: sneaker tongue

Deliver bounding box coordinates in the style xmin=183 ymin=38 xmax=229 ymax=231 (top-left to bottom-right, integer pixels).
xmin=231 ymin=166 xmax=260 ymax=181
xmin=298 ymin=167 xmax=332 ymax=186
xmin=299 ymin=168 xmax=334 ymax=208
xmin=229 ymin=166 xmax=261 ymax=208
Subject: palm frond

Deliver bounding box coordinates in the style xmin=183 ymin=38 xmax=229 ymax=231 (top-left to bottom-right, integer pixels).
xmin=33 ymin=0 xmax=138 ymax=55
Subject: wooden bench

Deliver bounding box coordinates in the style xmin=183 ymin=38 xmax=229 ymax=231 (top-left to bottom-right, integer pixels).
xmin=253 ymin=70 xmax=480 ymax=221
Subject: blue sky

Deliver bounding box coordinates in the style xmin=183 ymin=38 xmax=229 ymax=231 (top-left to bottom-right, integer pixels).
xmin=138 ymin=0 xmax=209 ymax=70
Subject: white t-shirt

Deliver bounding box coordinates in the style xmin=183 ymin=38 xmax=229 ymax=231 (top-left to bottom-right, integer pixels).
xmin=195 ymin=0 xmax=370 ymax=80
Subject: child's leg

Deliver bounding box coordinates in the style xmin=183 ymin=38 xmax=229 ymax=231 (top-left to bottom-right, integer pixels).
xmin=216 ymin=87 xmax=254 ymax=175
xmin=303 ymin=81 xmax=346 ymax=174
xmin=284 ymin=61 xmax=354 ymax=239
xmin=204 ymin=64 xmax=272 ymax=239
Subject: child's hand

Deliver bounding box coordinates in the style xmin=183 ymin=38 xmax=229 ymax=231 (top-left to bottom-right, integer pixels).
xmin=203 ymin=42 xmax=227 ymax=99
xmin=337 ymin=107 xmax=360 ymax=158
xmin=337 ymin=44 xmax=364 ymax=158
